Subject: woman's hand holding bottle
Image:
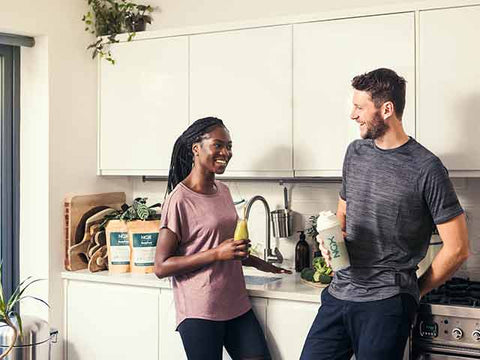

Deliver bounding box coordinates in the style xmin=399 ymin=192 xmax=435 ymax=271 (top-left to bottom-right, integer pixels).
xmin=215 ymin=239 xmax=250 ymax=261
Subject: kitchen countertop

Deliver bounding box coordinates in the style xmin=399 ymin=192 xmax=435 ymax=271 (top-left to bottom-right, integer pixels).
xmin=61 ymin=267 xmax=325 ymax=303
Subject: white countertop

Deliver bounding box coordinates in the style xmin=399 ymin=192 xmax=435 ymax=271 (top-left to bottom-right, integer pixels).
xmin=61 ymin=267 xmax=325 ymax=303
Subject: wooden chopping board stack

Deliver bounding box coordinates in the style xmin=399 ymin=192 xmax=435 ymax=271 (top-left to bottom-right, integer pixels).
xmin=64 ymin=192 xmax=126 ymax=271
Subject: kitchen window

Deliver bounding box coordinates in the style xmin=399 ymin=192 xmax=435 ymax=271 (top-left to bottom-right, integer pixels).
xmin=0 ymin=43 xmax=20 ymax=299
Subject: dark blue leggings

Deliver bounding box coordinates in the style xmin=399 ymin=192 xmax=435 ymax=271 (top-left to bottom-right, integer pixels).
xmin=301 ymin=288 xmax=418 ymax=360
xmin=177 ymin=309 xmax=271 ymax=360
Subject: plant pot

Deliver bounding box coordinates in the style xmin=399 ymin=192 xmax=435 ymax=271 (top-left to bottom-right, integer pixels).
xmin=0 ymin=315 xmax=58 ymax=360
xmin=126 ymin=18 xmax=146 ymax=32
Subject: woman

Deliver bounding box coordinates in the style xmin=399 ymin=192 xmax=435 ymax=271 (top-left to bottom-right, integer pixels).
xmin=154 ymin=117 xmax=290 ymax=360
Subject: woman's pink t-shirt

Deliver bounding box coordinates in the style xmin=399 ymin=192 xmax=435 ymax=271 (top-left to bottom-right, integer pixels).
xmin=161 ymin=181 xmax=251 ymax=326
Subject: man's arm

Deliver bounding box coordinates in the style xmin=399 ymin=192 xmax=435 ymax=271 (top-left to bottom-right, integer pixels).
xmin=418 ymin=213 xmax=469 ymax=297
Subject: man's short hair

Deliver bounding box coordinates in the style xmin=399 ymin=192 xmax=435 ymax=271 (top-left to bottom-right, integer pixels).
xmin=352 ymin=68 xmax=406 ymax=119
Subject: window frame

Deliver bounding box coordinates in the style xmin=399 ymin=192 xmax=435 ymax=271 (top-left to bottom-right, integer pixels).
xmin=0 ymin=44 xmax=20 ymax=300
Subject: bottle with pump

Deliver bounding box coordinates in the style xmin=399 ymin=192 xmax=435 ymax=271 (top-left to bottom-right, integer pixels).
xmin=295 ymin=231 xmax=310 ymax=272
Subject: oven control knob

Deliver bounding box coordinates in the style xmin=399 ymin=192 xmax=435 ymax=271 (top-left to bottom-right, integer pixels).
xmin=452 ymin=328 xmax=463 ymax=340
xmin=472 ymin=330 xmax=480 ymax=341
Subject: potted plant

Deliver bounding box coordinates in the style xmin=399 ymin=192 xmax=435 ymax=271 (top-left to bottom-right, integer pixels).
xmin=125 ymin=4 xmax=153 ymax=32
xmin=82 ymin=0 xmax=154 ymax=64
xmin=0 ymin=263 xmax=49 ymax=359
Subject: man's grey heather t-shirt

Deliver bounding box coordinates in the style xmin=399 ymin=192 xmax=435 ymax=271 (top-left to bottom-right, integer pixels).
xmin=329 ymin=137 xmax=464 ymax=302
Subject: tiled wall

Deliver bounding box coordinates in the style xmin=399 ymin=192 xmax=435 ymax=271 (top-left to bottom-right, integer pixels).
xmin=133 ymin=178 xmax=480 ymax=278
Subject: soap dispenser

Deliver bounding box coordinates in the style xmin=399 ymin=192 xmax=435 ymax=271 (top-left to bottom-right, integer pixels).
xmin=295 ymin=231 xmax=310 ymax=272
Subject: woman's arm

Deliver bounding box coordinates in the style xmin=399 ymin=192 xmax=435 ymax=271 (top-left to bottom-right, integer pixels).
xmin=242 ymin=254 xmax=292 ymax=274
xmin=154 ymin=228 xmax=250 ymax=279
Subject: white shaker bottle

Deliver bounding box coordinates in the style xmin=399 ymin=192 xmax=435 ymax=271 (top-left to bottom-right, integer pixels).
xmin=316 ymin=211 xmax=350 ymax=271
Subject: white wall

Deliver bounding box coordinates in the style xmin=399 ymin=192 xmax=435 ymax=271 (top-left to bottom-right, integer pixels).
xmin=141 ymin=0 xmax=423 ymax=30
xmin=1 ymin=1 xmax=132 ymax=359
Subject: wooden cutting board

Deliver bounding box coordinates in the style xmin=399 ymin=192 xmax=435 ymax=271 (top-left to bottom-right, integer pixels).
xmin=300 ymin=278 xmax=329 ymax=288
xmin=69 ymin=208 xmax=117 ymax=271
xmin=64 ymin=192 xmax=125 ymax=270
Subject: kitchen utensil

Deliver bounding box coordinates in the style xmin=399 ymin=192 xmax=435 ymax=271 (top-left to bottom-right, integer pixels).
xmin=88 ymin=230 xmax=106 ymax=258
xmin=64 ymin=192 xmax=126 ymax=270
xmin=300 ymin=278 xmax=329 ymax=288
xmin=69 ymin=208 xmax=117 ymax=271
xmin=88 ymin=245 xmax=108 ymax=272
xmin=86 ymin=224 xmax=101 ymax=258
xmin=271 ymin=209 xmax=293 ymax=238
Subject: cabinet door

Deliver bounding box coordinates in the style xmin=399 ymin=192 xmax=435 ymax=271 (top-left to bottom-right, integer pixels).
xmin=418 ymin=6 xmax=480 ymax=172
xmin=266 ymin=299 xmax=319 ymax=360
xmin=159 ymin=288 xmax=187 ymax=360
xmin=99 ymin=36 xmax=189 ymax=175
xmin=293 ymin=13 xmax=415 ymax=176
xmin=190 ymin=26 xmax=293 ymax=177
xmin=66 ymin=281 xmax=160 ymax=360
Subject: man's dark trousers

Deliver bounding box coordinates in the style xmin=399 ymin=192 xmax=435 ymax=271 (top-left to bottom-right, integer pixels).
xmin=300 ymin=287 xmax=417 ymax=360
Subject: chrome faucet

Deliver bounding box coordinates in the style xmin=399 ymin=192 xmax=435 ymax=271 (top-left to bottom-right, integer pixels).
xmin=244 ymin=195 xmax=283 ymax=264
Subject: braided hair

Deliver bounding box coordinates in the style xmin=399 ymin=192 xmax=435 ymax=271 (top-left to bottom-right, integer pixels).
xmin=166 ymin=117 xmax=226 ymax=195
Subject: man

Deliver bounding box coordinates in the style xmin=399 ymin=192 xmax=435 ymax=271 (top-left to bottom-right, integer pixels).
xmin=300 ymin=68 xmax=469 ymax=360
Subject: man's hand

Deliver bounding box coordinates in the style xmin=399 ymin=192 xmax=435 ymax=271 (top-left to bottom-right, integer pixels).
xmin=418 ymin=214 xmax=469 ymax=298
xmin=317 ymin=235 xmax=332 ymax=268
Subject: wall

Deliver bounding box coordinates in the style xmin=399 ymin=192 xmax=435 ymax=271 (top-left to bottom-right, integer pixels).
xmin=1 ymin=1 xmax=132 ymax=359
xmin=141 ymin=0 xmax=451 ymax=30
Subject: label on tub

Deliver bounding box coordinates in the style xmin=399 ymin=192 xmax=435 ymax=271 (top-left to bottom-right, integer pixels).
xmin=132 ymin=233 xmax=158 ymax=266
xmin=110 ymin=232 xmax=130 ymax=265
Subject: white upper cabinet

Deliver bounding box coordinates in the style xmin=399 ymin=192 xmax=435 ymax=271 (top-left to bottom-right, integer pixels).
xmin=189 ymin=26 xmax=293 ymax=177
xmin=293 ymin=13 xmax=415 ymax=176
xmin=99 ymin=36 xmax=189 ymax=175
xmin=418 ymin=6 xmax=480 ymax=173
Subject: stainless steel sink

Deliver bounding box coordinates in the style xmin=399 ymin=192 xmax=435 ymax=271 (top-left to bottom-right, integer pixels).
xmin=244 ymin=275 xmax=282 ymax=286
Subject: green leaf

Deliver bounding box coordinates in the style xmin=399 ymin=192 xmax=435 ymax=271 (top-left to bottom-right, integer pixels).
xmin=137 ymin=204 xmax=149 ymax=220
xmin=7 ymin=278 xmax=44 ymax=312
xmin=0 ymin=261 xmax=4 ymax=305
xmin=19 ymin=295 xmax=50 ymax=309
xmin=6 ymin=276 xmax=32 ymax=311
xmin=13 ymin=311 xmax=24 ymax=339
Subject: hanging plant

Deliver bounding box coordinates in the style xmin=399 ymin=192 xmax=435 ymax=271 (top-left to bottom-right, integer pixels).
xmin=82 ymin=0 xmax=154 ymax=64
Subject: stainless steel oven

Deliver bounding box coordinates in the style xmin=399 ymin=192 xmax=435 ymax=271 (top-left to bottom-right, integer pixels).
xmin=412 ymin=278 xmax=480 ymax=360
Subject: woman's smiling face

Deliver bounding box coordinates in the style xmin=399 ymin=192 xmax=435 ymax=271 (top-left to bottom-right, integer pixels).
xmin=193 ymin=126 xmax=232 ymax=174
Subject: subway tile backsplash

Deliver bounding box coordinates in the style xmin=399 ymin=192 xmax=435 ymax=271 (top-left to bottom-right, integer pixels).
xmin=134 ymin=178 xmax=480 ymax=278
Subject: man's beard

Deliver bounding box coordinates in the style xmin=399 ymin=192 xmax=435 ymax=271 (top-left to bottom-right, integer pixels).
xmin=363 ymin=111 xmax=389 ymax=140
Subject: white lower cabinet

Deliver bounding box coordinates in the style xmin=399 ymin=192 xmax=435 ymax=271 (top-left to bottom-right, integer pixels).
xmin=159 ymin=288 xmax=187 ymax=360
xmin=65 ymin=279 xmax=319 ymax=360
xmin=266 ymin=299 xmax=319 ymax=360
xmin=66 ymin=281 xmax=160 ymax=360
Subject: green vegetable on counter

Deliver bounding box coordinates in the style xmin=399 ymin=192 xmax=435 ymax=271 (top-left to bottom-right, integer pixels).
xmin=300 ymin=256 xmax=333 ymax=284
